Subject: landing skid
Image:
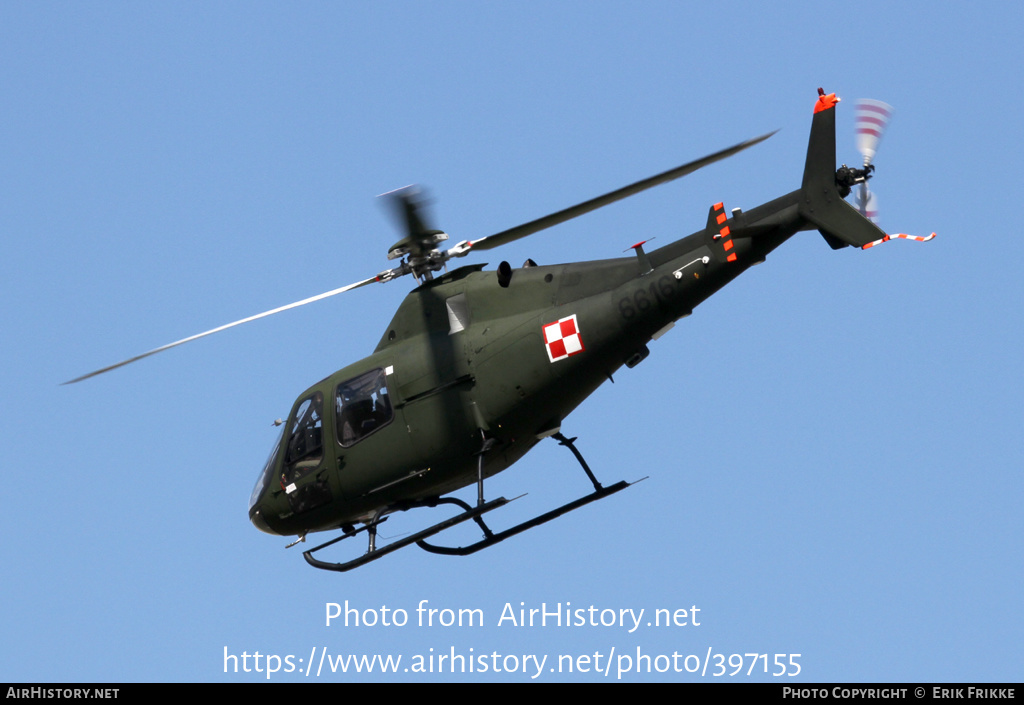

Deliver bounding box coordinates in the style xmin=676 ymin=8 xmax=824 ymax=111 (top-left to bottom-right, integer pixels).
xmin=416 ymin=479 xmax=632 ymax=556
xmin=302 ymin=496 xmax=510 ymax=572
xmin=301 ymin=431 xmax=642 ymax=572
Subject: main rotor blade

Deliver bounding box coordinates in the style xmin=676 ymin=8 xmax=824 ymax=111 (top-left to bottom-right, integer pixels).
xmin=378 ymin=185 xmax=435 ymax=239
xmin=466 ymin=131 xmax=776 ymax=252
xmin=63 ymin=274 xmax=383 ymax=385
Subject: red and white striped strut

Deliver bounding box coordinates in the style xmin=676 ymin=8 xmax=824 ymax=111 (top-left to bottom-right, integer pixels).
xmin=861 ymin=232 xmax=937 ymax=250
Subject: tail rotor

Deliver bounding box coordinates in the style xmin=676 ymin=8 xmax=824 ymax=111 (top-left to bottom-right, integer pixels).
xmin=852 ymin=99 xmax=892 ymax=223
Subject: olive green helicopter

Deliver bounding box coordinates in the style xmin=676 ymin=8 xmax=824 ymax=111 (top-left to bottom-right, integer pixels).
xmin=66 ymin=88 xmax=933 ymax=571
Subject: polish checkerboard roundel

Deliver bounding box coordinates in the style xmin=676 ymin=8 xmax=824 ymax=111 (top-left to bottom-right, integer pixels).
xmin=542 ymin=314 xmax=585 ymax=363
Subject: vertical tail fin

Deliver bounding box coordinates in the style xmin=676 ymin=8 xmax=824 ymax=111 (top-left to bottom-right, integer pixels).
xmin=799 ymin=89 xmax=888 ymax=249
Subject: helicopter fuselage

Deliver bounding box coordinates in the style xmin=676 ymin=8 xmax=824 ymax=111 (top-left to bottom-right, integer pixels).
xmin=62 ymin=88 xmax=924 ymax=569
xmin=248 ymin=190 xmax=806 ymax=538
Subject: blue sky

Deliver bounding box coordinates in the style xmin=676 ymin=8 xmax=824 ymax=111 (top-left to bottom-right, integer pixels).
xmin=2 ymin=1 xmax=1021 ymax=683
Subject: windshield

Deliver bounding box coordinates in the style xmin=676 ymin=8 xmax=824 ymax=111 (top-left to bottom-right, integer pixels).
xmin=282 ymin=391 xmax=324 ymax=485
xmin=249 ymin=426 xmax=284 ymax=511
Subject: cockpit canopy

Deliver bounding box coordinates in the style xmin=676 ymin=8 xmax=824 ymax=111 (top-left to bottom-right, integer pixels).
xmin=248 ymin=367 xmax=395 ymax=514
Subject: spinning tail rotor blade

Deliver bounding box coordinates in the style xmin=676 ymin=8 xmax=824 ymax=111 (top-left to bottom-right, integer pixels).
xmin=855 ymin=99 xmax=892 ymax=168
xmin=851 ymin=99 xmax=936 ymax=249
xmin=853 ymin=99 xmax=892 ymax=221
xmin=856 ymin=182 xmax=879 ymax=223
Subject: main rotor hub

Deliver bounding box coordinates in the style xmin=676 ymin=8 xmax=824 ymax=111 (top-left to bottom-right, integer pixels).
xmin=386 ymin=229 xmax=449 ymax=261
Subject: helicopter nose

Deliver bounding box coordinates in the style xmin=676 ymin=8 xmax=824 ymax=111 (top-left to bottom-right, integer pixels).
xmin=249 ymin=507 xmax=280 ymax=535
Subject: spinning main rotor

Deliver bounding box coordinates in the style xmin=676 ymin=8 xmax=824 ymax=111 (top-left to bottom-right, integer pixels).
xmin=64 ymin=132 xmax=774 ymax=385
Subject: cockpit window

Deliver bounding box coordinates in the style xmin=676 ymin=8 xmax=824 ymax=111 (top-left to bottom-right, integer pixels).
xmin=283 ymin=391 xmax=323 ymax=484
xmin=336 ymin=368 xmax=393 ymax=447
